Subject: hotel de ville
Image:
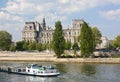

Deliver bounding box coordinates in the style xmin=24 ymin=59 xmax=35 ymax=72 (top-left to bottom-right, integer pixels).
xmin=22 ymin=18 xmax=84 ymax=44
xmin=22 ymin=18 xmax=109 ymax=49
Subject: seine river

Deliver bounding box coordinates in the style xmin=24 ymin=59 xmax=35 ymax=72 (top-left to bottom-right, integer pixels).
xmin=0 ymin=61 xmax=120 ymax=82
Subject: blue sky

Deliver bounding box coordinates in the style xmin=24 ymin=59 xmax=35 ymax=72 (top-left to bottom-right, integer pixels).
xmin=0 ymin=0 xmax=120 ymax=41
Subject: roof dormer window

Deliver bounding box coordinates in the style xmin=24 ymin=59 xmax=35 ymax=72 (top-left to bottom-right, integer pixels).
xmin=29 ymin=26 xmax=32 ymax=30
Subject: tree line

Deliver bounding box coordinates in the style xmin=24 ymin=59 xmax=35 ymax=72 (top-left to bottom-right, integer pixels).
xmin=0 ymin=30 xmax=78 ymax=52
xmin=9 ymin=40 xmax=78 ymax=52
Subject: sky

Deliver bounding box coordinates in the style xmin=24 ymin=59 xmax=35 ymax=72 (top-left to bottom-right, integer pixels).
xmin=0 ymin=0 xmax=120 ymax=41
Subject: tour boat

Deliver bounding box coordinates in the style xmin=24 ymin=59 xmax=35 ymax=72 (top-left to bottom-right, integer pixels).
xmin=24 ymin=64 xmax=60 ymax=76
xmin=0 ymin=64 xmax=60 ymax=77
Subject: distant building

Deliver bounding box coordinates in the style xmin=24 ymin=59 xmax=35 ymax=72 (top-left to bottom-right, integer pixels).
xmin=22 ymin=18 xmax=110 ymax=49
xmin=100 ymin=36 xmax=110 ymax=49
xmin=96 ymin=36 xmax=110 ymax=49
xmin=22 ymin=18 xmax=84 ymax=44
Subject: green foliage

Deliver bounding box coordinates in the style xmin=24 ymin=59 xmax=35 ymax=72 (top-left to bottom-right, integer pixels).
xmin=79 ymin=22 xmax=94 ymax=57
xmin=72 ymin=42 xmax=80 ymax=56
xmin=9 ymin=44 xmax=16 ymax=51
xmin=72 ymin=42 xmax=79 ymax=51
xmin=49 ymin=41 xmax=53 ymax=50
xmin=23 ymin=42 xmax=29 ymax=50
xmin=36 ymin=42 xmax=48 ymax=51
xmin=111 ymin=40 xmax=117 ymax=48
xmin=45 ymin=42 xmax=49 ymax=49
xmin=41 ymin=43 xmax=47 ymax=50
xmin=16 ymin=41 xmax=25 ymax=51
xmin=52 ymin=21 xmax=65 ymax=58
xmin=28 ymin=42 xmax=36 ymax=50
xmin=15 ymin=41 xmax=50 ymax=51
xmin=65 ymin=40 xmax=71 ymax=50
xmin=0 ymin=31 xmax=12 ymax=50
xmin=36 ymin=42 xmax=43 ymax=51
xmin=111 ymin=35 xmax=120 ymax=48
xmin=92 ymin=27 xmax=102 ymax=49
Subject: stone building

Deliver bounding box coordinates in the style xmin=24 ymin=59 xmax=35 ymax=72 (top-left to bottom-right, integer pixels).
xmin=22 ymin=18 xmax=84 ymax=44
xmin=100 ymin=36 xmax=110 ymax=49
xmin=95 ymin=36 xmax=110 ymax=49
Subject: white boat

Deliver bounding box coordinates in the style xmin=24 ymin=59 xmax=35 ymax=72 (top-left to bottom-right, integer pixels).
xmin=24 ymin=64 xmax=60 ymax=76
xmin=0 ymin=64 xmax=60 ymax=77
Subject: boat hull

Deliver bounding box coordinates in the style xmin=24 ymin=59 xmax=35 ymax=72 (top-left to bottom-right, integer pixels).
xmin=13 ymin=72 xmax=60 ymax=77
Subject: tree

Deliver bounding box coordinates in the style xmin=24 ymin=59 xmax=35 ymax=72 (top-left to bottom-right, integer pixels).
xmin=36 ymin=42 xmax=43 ymax=51
xmin=52 ymin=21 xmax=65 ymax=58
xmin=16 ymin=41 xmax=25 ymax=51
xmin=72 ymin=42 xmax=79 ymax=56
xmin=0 ymin=31 xmax=12 ymax=50
xmin=79 ymin=22 xmax=94 ymax=57
xmin=111 ymin=40 xmax=117 ymax=49
xmin=92 ymin=27 xmax=102 ymax=49
xmin=42 ymin=43 xmax=49 ymax=50
xmin=28 ymin=42 xmax=36 ymax=50
xmin=65 ymin=40 xmax=71 ymax=50
xmin=111 ymin=35 xmax=120 ymax=49
xmin=23 ymin=42 xmax=29 ymax=50
xmin=9 ymin=44 xmax=16 ymax=51
xmin=49 ymin=41 xmax=53 ymax=50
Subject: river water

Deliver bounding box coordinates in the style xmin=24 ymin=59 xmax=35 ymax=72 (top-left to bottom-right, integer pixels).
xmin=0 ymin=61 xmax=120 ymax=82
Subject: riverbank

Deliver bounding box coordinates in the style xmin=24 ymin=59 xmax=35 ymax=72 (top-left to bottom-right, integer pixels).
xmin=0 ymin=51 xmax=120 ymax=63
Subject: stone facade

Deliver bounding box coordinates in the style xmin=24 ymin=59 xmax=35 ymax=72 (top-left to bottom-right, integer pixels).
xmin=96 ymin=36 xmax=110 ymax=49
xmin=100 ymin=36 xmax=110 ymax=49
xmin=22 ymin=18 xmax=84 ymax=44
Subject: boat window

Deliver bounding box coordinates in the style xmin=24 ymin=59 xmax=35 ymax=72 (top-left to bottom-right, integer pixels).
xmin=51 ymin=67 xmax=55 ymax=69
xmin=38 ymin=65 xmax=42 ymax=67
xmin=28 ymin=70 xmax=30 ymax=72
xmin=27 ymin=65 xmax=31 ymax=68
xmin=18 ymin=69 xmax=21 ymax=72
xmin=43 ymin=67 xmax=46 ymax=70
xmin=23 ymin=69 xmax=26 ymax=72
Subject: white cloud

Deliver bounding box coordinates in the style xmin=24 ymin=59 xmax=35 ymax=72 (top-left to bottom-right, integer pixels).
xmin=0 ymin=11 xmax=23 ymax=22
xmin=1 ymin=0 xmax=120 ymax=40
xmin=2 ymin=0 xmax=120 ymax=15
xmin=35 ymin=13 xmax=67 ymax=27
xmin=0 ymin=0 xmax=98 ymax=15
xmin=107 ymin=0 xmax=120 ymax=4
xmin=59 ymin=0 xmax=120 ymax=14
xmin=58 ymin=0 xmax=69 ymax=4
xmin=2 ymin=0 xmax=44 ymax=15
xmin=57 ymin=0 xmax=109 ymax=14
xmin=2 ymin=0 xmax=120 ymax=18
xmin=100 ymin=9 xmax=120 ymax=20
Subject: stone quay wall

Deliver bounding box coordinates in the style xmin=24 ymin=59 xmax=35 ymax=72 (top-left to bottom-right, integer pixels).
xmin=0 ymin=51 xmax=120 ymax=64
